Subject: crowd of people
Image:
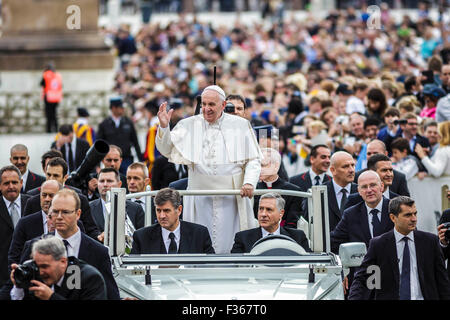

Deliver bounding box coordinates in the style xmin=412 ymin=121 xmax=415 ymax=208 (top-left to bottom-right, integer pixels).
xmin=2 ymin=3 xmax=450 ymax=300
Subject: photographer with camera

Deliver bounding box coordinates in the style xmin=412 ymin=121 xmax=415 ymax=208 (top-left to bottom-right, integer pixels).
xmin=10 ymin=236 xmax=106 ymax=300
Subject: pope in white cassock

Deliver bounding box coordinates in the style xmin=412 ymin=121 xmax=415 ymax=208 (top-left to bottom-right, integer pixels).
xmin=155 ymin=85 xmax=263 ymax=253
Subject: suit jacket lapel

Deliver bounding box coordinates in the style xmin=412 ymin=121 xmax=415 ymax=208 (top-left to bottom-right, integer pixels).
xmin=0 ymin=197 xmax=14 ymax=230
xmin=327 ymin=182 xmax=341 ymax=220
xmin=387 ymin=231 xmax=400 ymax=295
xmin=20 ymin=195 xmax=28 ymax=216
xmin=151 ymin=225 xmax=166 ymax=254
xmin=178 ymin=221 xmax=188 ymax=253
xmin=413 ymin=230 xmax=426 ymax=298
xmin=92 ymin=200 xmax=105 ymax=230
xmin=357 ymin=203 xmax=372 ymax=244
xmin=380 ymin=198 xmax=392 ymax=232
xmin=304 ymin=172 xmax=312 ymax=188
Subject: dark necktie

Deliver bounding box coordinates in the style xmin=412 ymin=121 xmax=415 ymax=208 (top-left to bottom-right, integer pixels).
xmin=135 ymin=199 xmax=143 ymax=205
xmin=370 ymin=209 xmax=382 ymax=237
xmin=67 ymin=144 xmax=74 ymax=172
xmin=339 ymin=189 xmax=348 ymax=213
xmin=168 ymin=232 xmax=177 ymax=254
xmin=399 ymin=237 xmax=411 ymax=300
xmin=314 ymin=176 xmax=321 ymax=186
xmin=62 ymin=239 xmax=70 ymax=256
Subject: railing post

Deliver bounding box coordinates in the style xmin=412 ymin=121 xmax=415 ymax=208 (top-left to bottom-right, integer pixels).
xmin=145 ymin=185 xmax=153 ymax=227
xmin=107 ymin=187 xmax=127 ymax=257
xmin=310 ymin=186 xmax=330 ymax=253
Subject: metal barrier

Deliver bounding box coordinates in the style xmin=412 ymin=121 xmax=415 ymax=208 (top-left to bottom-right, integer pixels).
xmin=105 ymin=186 xmax=329 ymax=257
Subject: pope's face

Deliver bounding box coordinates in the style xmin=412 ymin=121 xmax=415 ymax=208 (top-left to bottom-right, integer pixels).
xmin=201 ymin=89 xmax=225 ymax=123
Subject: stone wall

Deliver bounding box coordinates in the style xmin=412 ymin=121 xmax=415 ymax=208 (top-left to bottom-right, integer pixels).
xmin=0 ymin=91 xmax=112 ymax=134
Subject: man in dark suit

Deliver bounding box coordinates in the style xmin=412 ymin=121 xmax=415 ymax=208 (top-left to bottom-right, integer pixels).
xmin=126 ymin=162 xmax=154 ymax=223
xmin=253 ymin=147 xmax=303 ymax=228
xmin=91 ymin=168 xmax=145 ymax=241
xmin=332 ymin=170 xmax=394 ymax=296
xmin=51 ymin=124 xmax=91 ymax=173
xmin=349 ymin=196 xmax=450 ymax=300
xmin=131 ymin=188 xmax=215 ymax=254
xmin=9 ymin=144 xmax=46 ymax=194
xmin=11 ymin=237 xmax=106 ymax=300
xmin=8 ymin=180 xmax=61 ymax=267
xmin=19 ymin=189 xmax=120 ymax=300
xmin=289 ymin=144 xmax=332 ymax=192
xmin=354 ymin=139 xmax=410 ymax=196
xmin=101 ymin=145 xmax=128 ymax=192
xmin=438 ymin=203 xmax=450 ymax=279
xmin=231 ymin=192 xmax=311 ymax=253
xmin=304 ymin=151 xmax=357 ymax=232
xmin=168 ymin=178 xmax=188 ymax=190
xmin=344 ymin=154 xmax=399 ymax=210
xmin=23 ymin=157 xmax=101 ymax=241
xmin=97 ymin=97 xmax=143 ymax=175
xmin=0 ymin=165 xmax=30 ymax=289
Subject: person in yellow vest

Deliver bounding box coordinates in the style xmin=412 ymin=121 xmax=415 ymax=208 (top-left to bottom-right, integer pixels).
xmin=73 ymin=107 xmax=96 ymax=147
xmin=40 ymin=63 xmax=63 ymax=133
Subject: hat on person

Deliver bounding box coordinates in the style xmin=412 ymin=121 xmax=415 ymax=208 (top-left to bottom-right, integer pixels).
xmin=154 ymin=83 xmax=165 ymax=93
xmin=202 ymin=85 xmax=226 ymax=100
xmin=423 ymin=84 xmax=446 ymax=98
xmin=77 ymin=107 xmax=90 ymax=117
xmin=110 ymin=96 xmax=123 ymax=108
xmin=336 ymin=83 xmax=354 ymax=95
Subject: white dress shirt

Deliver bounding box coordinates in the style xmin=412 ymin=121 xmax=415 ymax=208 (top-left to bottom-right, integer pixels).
xmin=55 ymin=229 xmax=82 ymax=258
xmin=309 ymin=168 xmax=326 ymax=186
xmin=365 ymin=200 xmax=383 ymax=238
xmin=21 ymin=170 xmax=29 ymax=192
xmin=261 ymin=225 xmax=281 ymax=237
xmin=393 ymin=228 xmax=424 ymax=300
xmin=332 ymin=180 xmax=351 ymax=210
xmin=3 ymin=195 xmax=22 ymax=223
xmin=383 ymin=187 xmax=390 ymax=199
xmin=161 ymin=223 xmax=181 ymax=253
xmin=41 ymin=210 xmax=48 ymax=234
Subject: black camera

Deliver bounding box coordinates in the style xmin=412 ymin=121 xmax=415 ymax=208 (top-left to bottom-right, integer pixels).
xmin=224 ymin=102 xmax=235 ymax=113
xmin=442 ymin=222 xmax=450 ymax=242
xmin=14 ymin=259 xmax=41 ymax=289
xmin=393 ymin=119 xmax=407 ymax=125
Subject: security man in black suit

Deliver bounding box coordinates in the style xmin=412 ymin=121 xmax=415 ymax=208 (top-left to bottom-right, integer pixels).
xmin=303 ymin=151 xmax=358 ymax=232
xmin=19 ymin=189 xmax=119 ymax=300
xmin=10 ymin=236 xmax=106 ymax=300
xmin=131 ymin=188 xmax=215 ymax=254
xmin=151 ymin=155 xmax=188 ymax=190
xmin=90 ymin=168 xmax=145 ymax=243
xmin=9 ymin=144 xmax=46 ymax=194
xmin=23 ymin=157 xmax=101 ymax=241
xmin=344 ymin=154 xmax=399 ymax=210
xmin=349 ymin=196 xmax=450 ymax=300
xmin=331 ymin=170 xmax=394 ymax=296
xmin=51 ymin=124 xmax=91 ymax=173
xmin=97 ymin=97 xmax=143 ymax=175
xmin=0 ymin=166 xmax=31 ymax=290
xmin=253 ymin=147 xmax=303 ymax=229
xmin=289 ymin=144 xmax=332 ymax=192
xmin=101 ymin=145 xmax=128 ymax=192
xmin=231 ymin=192 xmax=311 ymax=253
xmin=8 ymin=180 xmax=62 ymax=267
xmin=354 ymin=139 xmax=410 ymax=196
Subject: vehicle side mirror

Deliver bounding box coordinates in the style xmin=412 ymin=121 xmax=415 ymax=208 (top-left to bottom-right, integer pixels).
xmin=339 ymin=242 xmax=367 ymax=268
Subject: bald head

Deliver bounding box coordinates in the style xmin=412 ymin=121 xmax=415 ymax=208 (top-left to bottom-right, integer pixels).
xmin=40 ymin=180 xmax=62 ymax=214
xmin=366 ymin=139 xmax=387 ymax=159
xmin=330 ymin=151 xmax=355 ymax=187
xmin=357 ymin=170 xmax=384 ymax=207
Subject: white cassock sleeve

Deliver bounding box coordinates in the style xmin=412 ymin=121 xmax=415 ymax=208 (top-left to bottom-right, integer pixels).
xmin=243 ymin=157 xmax=261 ymax=187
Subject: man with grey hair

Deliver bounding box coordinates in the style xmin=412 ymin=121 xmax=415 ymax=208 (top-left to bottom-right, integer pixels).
xmin=131 ymin=188 xmax=215 ymax=254
xmin=10 ymin=236 xmax=107 ymax=300
xmin=350 ymin=196 xmax=450 ymax=300
xmin=156 ymin=85 xmax=262 ymax=254
xmin=253 ymin=148 xmax=303 ymax=229
xmin=9 ymin=144 xmax=45 ymax=194
xmin=231 ymin=192 xmax=310 ymax=253
xmin=0 ymin=165 xmax=30 ymax=292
